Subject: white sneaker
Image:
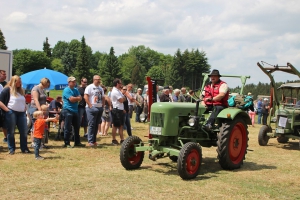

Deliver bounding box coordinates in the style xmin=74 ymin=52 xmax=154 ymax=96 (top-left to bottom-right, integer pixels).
xmin=131 ymin=127 xmax=134 ymax=130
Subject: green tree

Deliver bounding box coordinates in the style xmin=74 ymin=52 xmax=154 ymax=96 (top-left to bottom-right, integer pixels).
xmin=170 ymin=49 xmax=184 ymax=88
xmin=127 ymin=45 xmax=160 ymax=71
xmin=68 ymin=39 xmax=81 ymax=70
xmin=0 ymin=29 xmax=8 ymax=50
xmin=99 ymin=47 xmax=120 ymax=86
xmin=51 ymin=58 xmax=64 ymax=72
xmin=61 ymin=48 xmax=75 ymax=75
xmin=74 ymin=36 xmax=90 ymax=80
xmin=52 ymin=41 xmax=69 ymax=58
xmin=131 ymin=60 xmax=147 ymax=87
xmin=159 ymin=54 xmax=173 ymax=86
xmin=43 ymin=37 xmax=51 ymax=58
xmin=118 ymin=53 xmax=137 ymax=85
xmin=146 ymin=66 xmax=164 ymax=80
xmin=13 ymin=49 xmax=51 ymax=75
xmin=90 ymin=51 xmax=103 ymax=70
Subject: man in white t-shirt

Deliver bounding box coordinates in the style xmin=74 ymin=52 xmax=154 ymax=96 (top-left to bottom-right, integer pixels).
xmin=111 ymin=78 xmax=127 ymax=145
xmin=84 ymin=75 xmax=105 ymax=146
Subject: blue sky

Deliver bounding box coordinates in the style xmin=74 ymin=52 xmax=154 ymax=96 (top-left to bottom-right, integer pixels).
xmin=1 ymin=0 xmax=300 ymax=87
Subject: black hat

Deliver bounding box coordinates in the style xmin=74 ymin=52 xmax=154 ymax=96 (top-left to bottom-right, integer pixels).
xmin=164 ymin=86 xmax=170 ymax=89
xmin=208 ymin=69 xmax=221 ymax=77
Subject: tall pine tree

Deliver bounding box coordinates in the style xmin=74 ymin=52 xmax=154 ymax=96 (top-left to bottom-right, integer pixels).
xmin=99 ymin=47 xmax=120 ymax=86
xmin=74 ymin=36 xmax=90 ymax=80
xmin=43 ymin=37 xmax=51 ymax=58
xmin=0 ymin=29 xmax=8 ymax=50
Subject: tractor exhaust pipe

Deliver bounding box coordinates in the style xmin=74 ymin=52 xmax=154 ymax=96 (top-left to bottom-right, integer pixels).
xmin=194 ymin=100 xmax=200 ymax=129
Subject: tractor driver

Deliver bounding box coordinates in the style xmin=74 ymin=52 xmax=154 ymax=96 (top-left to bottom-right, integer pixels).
xmin=201 ymin=69 xmax=229 ymax=130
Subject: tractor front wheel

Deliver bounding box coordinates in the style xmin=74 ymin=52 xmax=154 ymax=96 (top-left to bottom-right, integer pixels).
xmin=258 ymin=125 xmax=270 ymax=146
xmin=217 ymin=118 xmax=248 ymax=170
xmin=177 ymin=142 xmax=202 ymax=180
xmin=120 ymin=136 xmax=144 ymax=170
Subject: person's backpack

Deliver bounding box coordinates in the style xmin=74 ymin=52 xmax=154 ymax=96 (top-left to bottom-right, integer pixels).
xmin=243 ymin=95 xmax=254 ymax=111
xmin=228 ymin=94 xmax=254 ymax=111
xmin=228 ymin=95 xmax=236 ymax=107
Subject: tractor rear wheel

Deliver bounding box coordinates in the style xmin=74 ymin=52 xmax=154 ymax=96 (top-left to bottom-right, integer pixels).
xmin=120 ymin=136 xmax=144 ymax=170
xmin=177 ymin=142 xmax=202 ymax=180
xmin=217 ymin=118 xmax=248 ymax=170
xmin=258 ymin=125 xmax=270 ymax=146
xmin=277 ymin=136 xmax=289 ymax=143
xmin=169 ymin=156 xmax=178 ymax=162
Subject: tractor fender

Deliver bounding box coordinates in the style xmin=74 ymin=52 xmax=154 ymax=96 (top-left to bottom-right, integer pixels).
xmin=217 ymin=108 xmax=252 ymax=125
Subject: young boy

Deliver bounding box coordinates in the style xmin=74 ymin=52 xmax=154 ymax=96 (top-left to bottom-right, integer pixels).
xmin=33 ymin=111 xmax=58 ymax=160
xmin=30 ymin=104 xmax=50 ymax=148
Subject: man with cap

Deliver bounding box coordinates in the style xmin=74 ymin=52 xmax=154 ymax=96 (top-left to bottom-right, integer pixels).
xmin=201 ymin=69 xmax=229 ymax=130
xmin=62 ymin=76 xmax=85 ymax=148
xmin=160 ymin=86 xmax=171 ymax=102
xmin=261 ymin=98 xmax=270 ymax=125
xmin=135 ymin=88 xmax=144 ymax=122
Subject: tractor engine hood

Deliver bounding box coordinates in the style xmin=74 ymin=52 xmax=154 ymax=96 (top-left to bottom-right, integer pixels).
xmin=151 ymin=102 xmax=206 ymax=117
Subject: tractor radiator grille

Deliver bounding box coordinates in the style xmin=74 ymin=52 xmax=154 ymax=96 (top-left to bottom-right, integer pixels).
xmin=150 ymin=112 xmax=165 ymax=128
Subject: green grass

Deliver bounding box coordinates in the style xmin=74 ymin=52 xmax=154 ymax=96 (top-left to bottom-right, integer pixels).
xmin=0 ymin=115 xmax=300 ymax=199
xmin=48 ymin=90 xmax=64 ymax=99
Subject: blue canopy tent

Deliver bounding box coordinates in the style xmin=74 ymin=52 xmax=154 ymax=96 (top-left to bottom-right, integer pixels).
xmin=20 ymin=68 xmax=68 ymax=90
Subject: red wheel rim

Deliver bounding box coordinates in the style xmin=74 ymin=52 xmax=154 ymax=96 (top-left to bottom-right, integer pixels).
xmin=229 ymin=122 xmax=247 ymax=164
xmin=128 ymin=144 xmax=142 ymax=165
xmin=186 ymin=149 xmax=200 ymax=175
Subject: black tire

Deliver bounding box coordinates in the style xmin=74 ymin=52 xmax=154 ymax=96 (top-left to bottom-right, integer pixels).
xmin=258 ymin=125 xmax=270 ymax=146
xmin=217 ymin=118 xmax=248 ymax=170
xmin=169 ymin=155 xmax=178 ymax=162
xmin=177 ymin=142 xmax=202 ymax=180
xmin=120 ymin=136 xmax=144 ymax=170
xmin=277 ymin=136 xmax=289 ymax=143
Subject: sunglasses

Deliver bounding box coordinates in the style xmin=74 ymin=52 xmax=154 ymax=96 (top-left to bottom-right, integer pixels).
xmin=82 ymin=81 xmax=87 ymax=83
xmin=122 ymin=89 xmax=127 ymax=90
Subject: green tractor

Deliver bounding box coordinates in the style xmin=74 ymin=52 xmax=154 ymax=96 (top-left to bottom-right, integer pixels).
xmin=257 ymin=62 xmax=300 ymax=146
xmin=120 ymin=74 xmax=252 ymax=179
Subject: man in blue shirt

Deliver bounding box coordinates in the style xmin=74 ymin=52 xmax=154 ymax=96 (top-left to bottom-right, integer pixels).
xmin=62 ymin=77 xmax=85 ymax=148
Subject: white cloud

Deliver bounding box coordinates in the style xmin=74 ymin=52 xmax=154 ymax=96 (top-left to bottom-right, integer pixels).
xmin=0 ymin=0 xmax=300 ymax=87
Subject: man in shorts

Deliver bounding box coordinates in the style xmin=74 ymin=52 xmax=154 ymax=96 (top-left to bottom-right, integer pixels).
xmin=111 ymin=78 xmax=127 ymax=145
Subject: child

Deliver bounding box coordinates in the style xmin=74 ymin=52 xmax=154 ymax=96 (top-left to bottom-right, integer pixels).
xmin=41 ymin=104 xmax=50 ymax=148
xmin=33 ymin=110 xmax=58 ymax=160
xmin=30 ymin=104 xmax=50 ymax=148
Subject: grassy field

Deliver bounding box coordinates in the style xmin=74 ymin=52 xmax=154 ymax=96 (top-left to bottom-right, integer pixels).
xmin=1 ymin=113 xmax=300 ymax=199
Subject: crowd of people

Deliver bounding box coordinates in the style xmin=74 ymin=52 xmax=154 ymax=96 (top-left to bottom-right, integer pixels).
xmin=0 ymin=68 xmax=269 ymax=160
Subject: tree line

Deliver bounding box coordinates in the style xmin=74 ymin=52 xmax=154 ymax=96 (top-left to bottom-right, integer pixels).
xmin=1 ymin=29 xmax=211 ymax=89
xmin=1 ymin=28 xmax=299 ymax=99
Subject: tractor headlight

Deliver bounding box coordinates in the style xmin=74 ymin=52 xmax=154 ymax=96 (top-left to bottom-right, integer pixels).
xmin=188 ymin=117 xmax=196 ymax=126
